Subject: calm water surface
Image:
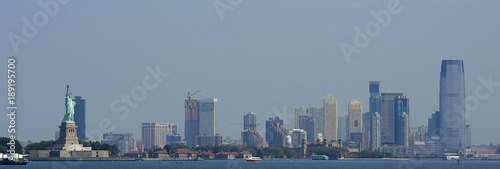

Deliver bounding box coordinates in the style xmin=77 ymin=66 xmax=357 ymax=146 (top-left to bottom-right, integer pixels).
xmin=1 ymin=160 xmax=499 ymax=169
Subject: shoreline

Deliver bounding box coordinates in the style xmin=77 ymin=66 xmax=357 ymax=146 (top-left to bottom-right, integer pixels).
xmin=28 ymin=157 xmax=500 ymax=161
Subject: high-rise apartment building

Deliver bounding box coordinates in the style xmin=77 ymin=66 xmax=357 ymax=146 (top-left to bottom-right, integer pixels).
xmin=295 ymin=106 xmax=304 ymax=129
xmin=309 ymin=106 xmax=324 ymax=141
xmin=348 ymin=99 xmax=363 ymax=135
xmin=439 ymin=60 xmax=466 ymax=154
xmin=380 ymin=93 xmax=403 ymax=145
xmin=244 ymin=112 xmax=257 ymax=131
xmin=370 ymin=112 xmax=381 ymax=151
xmin=337 ymin=115 xmax=349 ymax=141
xmin=290 ymin=129 xmax=307 ymax=147
xmin=142 ymin=122 xmax=176 ymax=149
xmin=241 ymin=130 xmax=265 ymax=147
xmin=323 ymin=94 xmax=338 ymax=141
xmin=297 ymin=113 xmax=314 ymax=142
xmin=266 ymin=117 xmax=289 ymax=147
xmin=241 ymin=111 xmax=265 ymax=147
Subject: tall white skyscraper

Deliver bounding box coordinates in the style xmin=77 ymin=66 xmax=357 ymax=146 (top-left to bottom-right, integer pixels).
xmin=348 ymin=99 xmax=363 ymax=135
xmin=323 ymin=94 xmax=338 ymax=141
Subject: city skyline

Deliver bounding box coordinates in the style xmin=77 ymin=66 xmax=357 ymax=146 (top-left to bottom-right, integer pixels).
xmin=1 ymin=1 xmax=499 ymax=146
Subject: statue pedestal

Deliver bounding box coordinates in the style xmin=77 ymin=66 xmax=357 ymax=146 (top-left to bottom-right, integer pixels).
xmin=46 ymin=122 xmax=91 ymax=151
xmin=57 ymin=122 xmax=79 ymax=145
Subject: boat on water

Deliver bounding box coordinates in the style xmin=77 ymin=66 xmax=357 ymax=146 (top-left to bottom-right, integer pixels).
xmin=0 ymin=153 xmax=29 ymax=165
xmin=443 ymin=156 xmax=460 ymax=160
xmin=245 ymin=156 xmax=262 ymax=162
xmin=310 ymin=154 xmax=329 ymax=160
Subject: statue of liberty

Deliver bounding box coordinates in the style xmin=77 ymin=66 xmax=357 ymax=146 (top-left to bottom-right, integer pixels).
xmin=62 ymin=84 xmax=76 ymax=123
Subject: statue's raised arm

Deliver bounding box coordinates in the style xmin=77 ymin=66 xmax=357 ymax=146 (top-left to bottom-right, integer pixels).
xmin=62 ymin=84 xmax=76 ymax=123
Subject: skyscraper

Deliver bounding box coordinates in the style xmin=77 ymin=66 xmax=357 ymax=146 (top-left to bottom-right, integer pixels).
xmin=244 ymin=112 xmax=257 ymax=131
xmin=369 ymin=81 xmax=381 ymax=116
xmin=337 ymin=114 xmax=349 ymax=141
xmin=323 ymin=94 xmax=338 ymax=141
xmin=348 ymin=99 xmax=363 ymax=135
xmin=290 ymin=129 xmax=307 ymax=147
xmin=242 ymin=111 xmax=265 ymax=147
xmin=370 ymin=112 xmax=381 ymax=151
xmin=241 ymin=131 xmax=265 ymax=147
xmin=142 ymin=122 xmax=176 ymax=149
xmin=402 ymin=113 xmax=409 ymax=147
xmin=394 ymin=96 xmax=410 ymax=147
xmin=466 ymin=125 xmax=471 ymax=149
xmin=427 ymin=111 xmax=440 ymax=137
xmin=380 ymin=93 xmax=403 ymax=145
xmin=309 ymin=106 xmax=324 ymax=141
xmin=439 ymin=60 xmax=466 ymax=154
xmin=266 ymin=117 xmax=288 ymax=147
xmin=199 ymin=98 xmax=217 ymax=136
xmin=73 ymin=96 xmax=86 ymax=141
xmin=362 ymin=112 xmax=371 ymax=134
xmin=295 ymin=105 xmax=304 ymax=129
xmin=185 ymin=99 xmax=199 ymax=147
xmin=297 ymin=113 xmax=314 ymax=142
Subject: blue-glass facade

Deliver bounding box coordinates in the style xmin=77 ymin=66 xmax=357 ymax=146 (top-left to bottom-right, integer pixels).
xmin=369 ymin=81 xmax=381 ymax=117
xmin=439 ymin=60 xmax=466 ymax=154
xmin=166 ymin=134 xmax=182 ymax=142
xmin=394 ymin=96 xmax=409 ymax=146
xmin=73 ymin=96 xmax=86 ymax=141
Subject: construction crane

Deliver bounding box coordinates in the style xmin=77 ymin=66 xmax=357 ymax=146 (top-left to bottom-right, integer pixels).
xmin=187 ymin=89 xmax=201 ymax=100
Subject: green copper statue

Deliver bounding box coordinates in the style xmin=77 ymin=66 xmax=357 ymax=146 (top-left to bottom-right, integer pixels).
xmin=62 ymin=84 xmax=76 ymax=123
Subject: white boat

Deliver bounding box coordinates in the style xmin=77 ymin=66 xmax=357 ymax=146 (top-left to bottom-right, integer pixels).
xmin=0 ymin=153 xmax=29 ymax=165
xmin=444 ymin=156 xmax=460 ymax=160
xmin=310 ymin=154 xmax=329 ymax=160
xmin=245 ymin=156 xmax=262 ymax=162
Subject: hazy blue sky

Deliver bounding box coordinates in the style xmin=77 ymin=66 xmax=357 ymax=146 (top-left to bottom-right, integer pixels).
xmin=1 ymin=0 xmax=499 ymax=145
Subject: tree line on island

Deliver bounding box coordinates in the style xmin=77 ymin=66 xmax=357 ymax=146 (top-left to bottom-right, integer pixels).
xmin=9 ymin=138 xmax=120 ymax=157
xmin=2 ymin=137 xmax=392 ymax=159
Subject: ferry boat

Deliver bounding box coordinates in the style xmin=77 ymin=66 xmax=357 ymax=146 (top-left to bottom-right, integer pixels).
xmin=245 ymin=156 xmax=262 ymax=162
xmin=310 ymin=154 xmax=329 ymax=160
xmin=0 ymin=153 xmax=29 ymax=165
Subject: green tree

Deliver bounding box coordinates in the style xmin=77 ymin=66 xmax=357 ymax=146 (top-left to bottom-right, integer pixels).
xmin=0 ymin=137 xmax=23 ymax=154
xmin=163 ymin=144 xmax=173 ymax=154
xmin=261 ymin=147 xmax=285 ymax=158
xmin=308 ymin=147 xmax=350 ymax=159
xmin=24 ymin=140 xmax=56 ymax=153
xmin=0 ymin=145 xmax=7 ymax=153
xmin=82 ymin=141 xmax=120 ymax=157
xmin=172 ymin=145 xmax=192 ymax=151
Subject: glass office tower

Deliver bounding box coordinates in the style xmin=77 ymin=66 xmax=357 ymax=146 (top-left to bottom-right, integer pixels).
xmin=439 ymin=60 xmax=466 ymax=154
